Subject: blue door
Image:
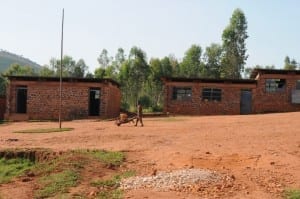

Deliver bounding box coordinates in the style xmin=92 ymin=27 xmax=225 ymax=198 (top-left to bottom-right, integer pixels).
xmin=240 ymin=90 xmax=252 ymax=114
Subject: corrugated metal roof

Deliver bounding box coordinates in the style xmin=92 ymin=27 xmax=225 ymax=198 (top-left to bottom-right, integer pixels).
xmin=162 ymin=77 xmax=257 ymax=84
xmin=6 ymin=75 xmax=121 ymax=87
xmin=250 ymin=69 xmax=300 ymax=79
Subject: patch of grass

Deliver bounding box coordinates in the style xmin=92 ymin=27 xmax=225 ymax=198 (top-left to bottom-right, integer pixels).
xmin=35 ymin=169 xmax=79 ymax=198
xmin=79 ymin=150 xmax=125 ymax=167
xmin=13 ymin=128 xmax=74 ymax=133
xmin=284 ymin=189 xmax=300 ymax=199
xmin=91 ymin=171 xmax=135 ymax=199
xmin=0 ymin=157 xmax=34 ymax=183
xmin=0 ymin=120 xmax=9 ymax=125
xmin=91 ymin=170 xmax=135 ymax=188
xmin=97 ymin=189 xmax=123 ymax=199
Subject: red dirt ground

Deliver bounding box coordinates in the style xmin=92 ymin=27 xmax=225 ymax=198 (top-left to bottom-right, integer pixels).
xmin=0 ymin=112 xmax=299 ymax=198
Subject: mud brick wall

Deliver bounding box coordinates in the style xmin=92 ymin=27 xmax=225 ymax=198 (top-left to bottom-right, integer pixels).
xmin=0 ymin=96 xmax=5 ymax=120
xmin=6 ymin=80 xmax=120 ymax=120
xmin=102 ymin=83 xmax=121 ymax=118
xmin=253 ymin=74 xmax=300 ymax=113
xmin=164 ymin=82 xmax=255 ymax=115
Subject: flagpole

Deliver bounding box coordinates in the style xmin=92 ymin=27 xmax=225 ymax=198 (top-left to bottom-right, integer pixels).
xmin=59 ymin=8 xmax=64 ymax=129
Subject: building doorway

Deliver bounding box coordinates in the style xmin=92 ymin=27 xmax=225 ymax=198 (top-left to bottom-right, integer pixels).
xmin=89 ymin=88 xmax=100 ymax=116
xmin=16 ymin=86 xmax=27 ymax=113
xmin=240 ymin=90 xmax=252 ymax=114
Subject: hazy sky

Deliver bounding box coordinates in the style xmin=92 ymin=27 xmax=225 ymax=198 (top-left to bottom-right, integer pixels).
xmin=1 ymin=0 xmax=300 ymax=72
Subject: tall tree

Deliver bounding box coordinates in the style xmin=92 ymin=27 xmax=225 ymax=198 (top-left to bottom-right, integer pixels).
xmin=94 ymin=67 xmax=106 ymax=78
xmin=118 ymin=46 xmax=149 ymax=108
xmin=118 ymin=60 xmax=131 ymax=106
xmin=284 ymin=56 xmax=298 ymax=70
xmin=48 ymin=56 xmax=88 ymax=77
xmin=168 ymin=54 xmax=180 ymax=77
xmin=148 ymin=57 xmax=173 ymax=107
xmin=221 ymin=8 xmax=248 ymax=79
xmin=97 ymin=49 xmax=111 ymax=69
xmin=114 ymin=48 xmax=126 ymax=71
xmin=179 ymin=44 xmax=203 ymax=77
xmin=203 ymin=43 xmax=223 ymax=78
xmin=72 ymin=59 xmax=88 ymax=77
xmin=128 ymin=46 xmax=149 ymax=105
xmin=50 ymin=55 xmax=76 ymax=77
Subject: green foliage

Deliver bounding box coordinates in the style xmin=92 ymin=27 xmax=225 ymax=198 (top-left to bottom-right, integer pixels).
xmin=49 ymin=55 xmax=88 ymax=77
xmin=118 ymin=47 xmax=150 ymax=107
xmin=284 ymin=56 xmax=298 ymax=70
xmin=203 ymin=43 xmax=223 ymax=78
xmin=39 ymin=65 xmax=55 ymax=76
xmin=13 ymin=128 xmax=74 ymax=133
xmin=0 ymin=157 xmax=34 ymax=183
xmin=91 ymin=171 xmax=135 ymax=187
xmin=35 ymin=170 xmax=79 ymax=198
xmin=94 ymin=67 xmax=106 ymax=78
xmin=98 ymin=49 xmax=111 ymax=68
xmin=139 ymin=95 xmax=151 ymax=108
xmin=114 ymin=48 xmax=126 ymax=71
xmin=120 ymin=101 xmax=130 ymax=111
xmin=179 ymin=44 xmax=203 ymax=77
xmin=91 ymin=170 xmax=135 ymax=199
xmin=97 ymin=189 xmax=123 ymax=199
xmin=0 ymin=75 xmax=7 ymax=96
xmin=3 ymin=64 xmax=37 ymax=76
xmin=284 ymin=189 xmax=300 ymax=199
xmin=79 ymin=150 xmax=125 ymax=167
xmin=221 ymin=8 xmax=248 ymax=79
xmin=73 ymin=59 xmax=88 ymax=77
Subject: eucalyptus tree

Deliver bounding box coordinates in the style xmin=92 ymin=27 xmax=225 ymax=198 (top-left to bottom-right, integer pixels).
xmin=203 ymin=43 xmax=223 ymax=78
xmin=284 ymin=56 xmax=298 ymax=70
xmin=179 ymin=44 xmax=203 ymax=77
xmin=221 ymin=8 xmax=248 ymax=79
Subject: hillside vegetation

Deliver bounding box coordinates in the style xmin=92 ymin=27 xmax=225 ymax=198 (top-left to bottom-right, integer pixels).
xmin=0 ymin=50 xmax=41 ymax=72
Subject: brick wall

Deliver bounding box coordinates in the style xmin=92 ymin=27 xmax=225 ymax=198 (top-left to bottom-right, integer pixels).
xmin=104 ymin=83 xmax=121 ymax=118
xmin=164 ymin=82 xmax=255 ymax=115
xmin=253 ymin=73 xmax=300 ymax=113
xmin=5 ymin=79 xmax=120 ymax=120
xmin=163 ymin=73 xmax=300 ymax=115
xmin=0 ymin=96 xmax=5 ymax=120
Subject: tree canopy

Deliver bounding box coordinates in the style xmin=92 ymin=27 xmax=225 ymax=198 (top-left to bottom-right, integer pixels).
xmin=221 ymin=8 xmax=248 ymax=79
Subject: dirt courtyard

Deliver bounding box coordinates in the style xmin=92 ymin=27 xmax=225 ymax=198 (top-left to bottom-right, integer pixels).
xmin=0 ymin=112 xmax=300 ymax=198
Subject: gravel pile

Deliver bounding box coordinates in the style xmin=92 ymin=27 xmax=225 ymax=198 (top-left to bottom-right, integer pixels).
xmin=120 ymin=168 xmax=221 ymax=191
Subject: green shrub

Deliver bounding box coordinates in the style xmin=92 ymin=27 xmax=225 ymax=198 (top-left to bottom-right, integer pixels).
xmin=0 ymin=158 xmax=34 ymax=183
xmin=284 ymin=189 xmax=300 ymax=199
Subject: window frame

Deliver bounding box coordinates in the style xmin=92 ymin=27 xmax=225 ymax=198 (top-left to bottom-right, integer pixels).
xmin=172 ymin=87 xmax=192 ymax=101
xmin=202 ymin=88 xmax=222 ymax=102
xmin=265 ymin=79 xmax=286 ymax=93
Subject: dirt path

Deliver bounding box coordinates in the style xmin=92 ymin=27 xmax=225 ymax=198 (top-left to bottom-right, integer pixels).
xmin=0 ymin=112 xmax=300 ymax=198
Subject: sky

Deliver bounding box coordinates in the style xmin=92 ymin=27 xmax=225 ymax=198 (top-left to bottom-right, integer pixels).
xmin=1 ymin=0 xmax=300 ymax=73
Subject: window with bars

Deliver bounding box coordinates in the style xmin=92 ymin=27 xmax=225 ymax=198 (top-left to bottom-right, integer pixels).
xmin=202 ymin=88 xmax=222 ymax=102
xmin=172 ymin=87 xmax=192 ymax=101
xmin=265 ymin=79 xmax=286 ymax=92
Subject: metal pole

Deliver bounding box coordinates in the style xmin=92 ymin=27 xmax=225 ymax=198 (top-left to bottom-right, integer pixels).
xmin=59 ymin=8 xmax=64 ymax=129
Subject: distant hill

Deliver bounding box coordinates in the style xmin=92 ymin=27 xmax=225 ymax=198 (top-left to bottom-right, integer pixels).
xmin=0 ymin=50 xmax=41 ymax=73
